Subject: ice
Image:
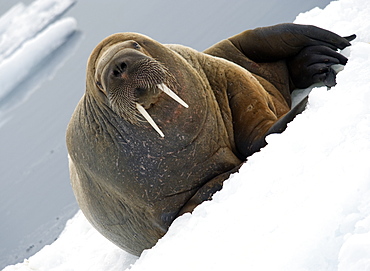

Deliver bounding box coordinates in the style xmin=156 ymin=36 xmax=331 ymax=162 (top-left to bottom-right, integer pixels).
xmin=0 ymin=3 xmax=26 ymax=36
xmin=0 ymin=0 xmax=76 ymax=102
xmin=0 ymin=0 xmax=76 ymax=62
xmin=0 ymin=17 xmax=77 ymax=101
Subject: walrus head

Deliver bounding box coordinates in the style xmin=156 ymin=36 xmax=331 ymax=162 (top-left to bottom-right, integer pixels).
xmin=93 ymin=39 xmax=188 ymax=137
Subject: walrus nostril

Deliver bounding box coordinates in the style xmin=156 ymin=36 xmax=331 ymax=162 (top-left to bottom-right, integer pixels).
xmin=113 ymin=70 xmax=120 ymax=77
xmin=120 ymin=62 xmax=127 ymax=71
xmin=112 ymin=62 xmax=127 ymax=77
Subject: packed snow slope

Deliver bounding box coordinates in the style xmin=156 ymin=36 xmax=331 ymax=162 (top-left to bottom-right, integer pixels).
xmin=4 ymin=0 xmax=370 ymax=270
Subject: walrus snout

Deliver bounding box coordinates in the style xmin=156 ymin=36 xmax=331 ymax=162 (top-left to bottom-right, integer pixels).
xmin=98 ymin=47 xmax=188 ymax=137
xmin=107 ymin=50 xmax=153 ymax=81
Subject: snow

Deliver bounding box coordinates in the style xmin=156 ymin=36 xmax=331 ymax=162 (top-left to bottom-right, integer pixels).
xmin=3 ymin=0 xmax=370 ymax=270
xmin=2 ymin=211 xmax=137 ymax=271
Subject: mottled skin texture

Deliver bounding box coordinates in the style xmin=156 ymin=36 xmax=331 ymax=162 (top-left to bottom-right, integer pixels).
xmin=66 ymin=24 xmax=354 ymax=256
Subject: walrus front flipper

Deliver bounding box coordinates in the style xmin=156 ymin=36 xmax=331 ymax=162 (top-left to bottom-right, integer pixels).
xmin=229 ymin=23 xmax=353 ymax=63
xmin=246 ymin=96 xmax=308 ymax=157
xmin=177 ymin=164 xmax=243 ymax=216
xmin=287 ymin=34 xmax=355 ymax=89
xmin=287 ymin=45 xmax=349 ymax=89
xmin=268 ymin=96 xmax=308 ymax=134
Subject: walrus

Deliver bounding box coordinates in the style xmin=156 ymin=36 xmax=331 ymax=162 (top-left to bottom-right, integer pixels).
xmin=66 ymin=23 xmax=355 ymax=256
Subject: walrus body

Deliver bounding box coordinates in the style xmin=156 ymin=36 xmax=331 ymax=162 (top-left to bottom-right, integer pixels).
xmin=66 ymin=24 xmax=354 ymax=255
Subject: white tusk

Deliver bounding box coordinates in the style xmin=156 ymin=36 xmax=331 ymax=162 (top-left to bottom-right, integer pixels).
xmin=136 ymin=103 xmax=165 ymax=137
xmin=157 ymin=83 xmax=189 ymax=108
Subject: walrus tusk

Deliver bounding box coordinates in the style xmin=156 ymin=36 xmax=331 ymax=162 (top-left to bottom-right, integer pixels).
xmin=157 ymin=83 xmax=189 ymax=108
xmin=136 ymin=102 xmax=165 ymax=137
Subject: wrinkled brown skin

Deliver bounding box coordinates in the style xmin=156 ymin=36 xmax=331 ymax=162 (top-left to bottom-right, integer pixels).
xmin=66 ymin=23 xmax=353 ymax=256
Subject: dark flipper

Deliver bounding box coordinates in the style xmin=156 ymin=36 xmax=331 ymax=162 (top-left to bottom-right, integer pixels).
xmin=287 ymin=45 xmax=350 ymax=89
xmin=265 ymin=96 xmax=308 ymax=134
xmin=177 ymin=164 xmax=243 ymax=216
xmin=229 ymin=23 xmax=355 ymax=62
xmin=247 ymin=96 xmax=309 ymax=156
xmin=344 ymin=34 xmax=357 ymax=42
xmin=228 ymin=23 xmax=355 ymax=91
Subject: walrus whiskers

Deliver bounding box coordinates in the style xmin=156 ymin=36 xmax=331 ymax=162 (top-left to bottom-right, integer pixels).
xmin=157 ymin=83 xmax=189 ymax=108
xmin=136 ymin=102 xmax=165 ymax=137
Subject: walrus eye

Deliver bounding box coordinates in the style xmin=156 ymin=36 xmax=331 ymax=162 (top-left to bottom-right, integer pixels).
xmin=96 ymin=81 xmax=103 ymax=90
xmin=132 ymin=42 xmax=140 ymax=49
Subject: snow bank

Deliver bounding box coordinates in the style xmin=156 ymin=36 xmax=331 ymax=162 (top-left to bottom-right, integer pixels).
xmin=1 ymin=211 xmax=137 ymax=271
xmin=0 ymin=0 xmax=76 ymax=101
xmin=3 ymin=0 xmax=370 ymax=270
